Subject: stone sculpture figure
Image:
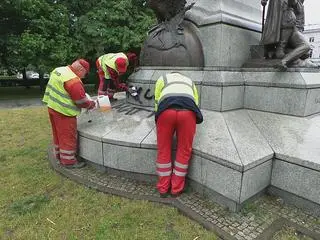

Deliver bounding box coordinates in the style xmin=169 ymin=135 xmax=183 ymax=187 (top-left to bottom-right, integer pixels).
xmin=261 ymin=0 xmax=317 ymax=69
xmin=140 ymin=0 xmax=204 ymax=67
xmin=147 ymin=0 xmax=187 ymax=23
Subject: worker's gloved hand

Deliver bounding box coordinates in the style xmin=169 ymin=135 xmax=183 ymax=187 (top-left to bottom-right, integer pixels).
xmin=87 ymin=100 xmax=96 ymax=110
xmin=85 ymin=93 xmax=92 ymax=100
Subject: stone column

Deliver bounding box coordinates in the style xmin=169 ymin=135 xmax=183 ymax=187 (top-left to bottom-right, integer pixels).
xmin=186 ymin=0 xmax=262 ymax=67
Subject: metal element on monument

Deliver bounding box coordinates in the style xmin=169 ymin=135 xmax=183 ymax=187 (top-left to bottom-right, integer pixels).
xmin=260 ymin=0 xmax=318 ymax=69
xmin=140 ymin=1 xmax=204 ymax=67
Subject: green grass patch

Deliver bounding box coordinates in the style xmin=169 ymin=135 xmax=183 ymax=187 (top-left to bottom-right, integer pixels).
xmin=0 ymin=107 xmax=218 ymax=239
xmin=8 ymin=195 xmax=50 ymax=216
xmin=240 ymin=201 xmax=267 ymax=219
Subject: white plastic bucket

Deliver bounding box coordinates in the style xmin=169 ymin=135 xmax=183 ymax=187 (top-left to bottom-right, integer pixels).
xmin=97 ymin=95 xmax=111 ymax=112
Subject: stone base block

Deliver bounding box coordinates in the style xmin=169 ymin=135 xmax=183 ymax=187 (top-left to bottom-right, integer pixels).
xmin=78 ymin=136 xmax=103 ymax=165
xmin=197 ymin=24 xmax=261 ymax=67
xmin=189 ymin=155 xmax=272 ymax=211
xmin=77 ymin=103 xmax=320 ymax=214
xmin=243 ymin=71 xmax=320 ymax=116
xmin=129 ymin=67 xmax=320 ymax=116
xmin=271 ymin=159 xmax=320 ymax=207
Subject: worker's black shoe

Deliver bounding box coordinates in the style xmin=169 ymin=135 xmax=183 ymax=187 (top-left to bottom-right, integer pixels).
xmin=63 ymin=162 xmax=86 ymax=169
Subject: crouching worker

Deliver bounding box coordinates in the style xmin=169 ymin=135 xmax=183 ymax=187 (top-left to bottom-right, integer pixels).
xmin=43 ymin=59 xmax=96 ymax=168
xmin=96 ymin=52 xmax=137 ymax=99
xmin=154 ymin=72 xmax=203 ymax=197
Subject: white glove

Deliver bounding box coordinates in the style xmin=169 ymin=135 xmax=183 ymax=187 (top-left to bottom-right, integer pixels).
xmin=85 ymin=93 xmax=92 ymax=100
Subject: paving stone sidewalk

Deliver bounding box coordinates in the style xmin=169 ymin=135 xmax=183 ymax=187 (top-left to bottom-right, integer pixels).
xmin=48 ymin=153 xmax=320 ymax=240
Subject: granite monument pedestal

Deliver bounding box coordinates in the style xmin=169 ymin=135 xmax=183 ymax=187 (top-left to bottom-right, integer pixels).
xmin=77 ymin=67 xmax=320 ymax=214
xmin=77 ymin=0 xmax=320 ymax=214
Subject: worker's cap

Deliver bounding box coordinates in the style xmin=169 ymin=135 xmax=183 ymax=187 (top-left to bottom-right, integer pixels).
xmin=126 ymin=52 xmax=137 ymax=62
xmin=78 ymin=59 xmax=90 ymax=73
xmin=115 ymin=57 xmax=127 ymax=74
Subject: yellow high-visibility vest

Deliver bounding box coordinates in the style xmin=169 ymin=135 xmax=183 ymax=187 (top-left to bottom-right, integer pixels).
xmin=42 ymin=66 xmax=81 ymax=116
xmin=154 ymin=72 xmax=199 ymax=111
xmin=98 ymin=53 xmax=128 ymax=79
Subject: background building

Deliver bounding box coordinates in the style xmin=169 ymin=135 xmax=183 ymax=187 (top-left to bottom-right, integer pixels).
xmin=304 ymin=24 xmax=320 ymax=63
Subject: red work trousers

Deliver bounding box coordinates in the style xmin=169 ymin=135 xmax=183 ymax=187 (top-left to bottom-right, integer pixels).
xmin=48 ymin=108 xmax=78 ymax=165
xmin=96 ymin=60 xmax=127 ymax=97
xmin=96 ymin=60 xmax=117 ymax=97
xmin=156 ymin=109 xmax=196 ymax=195
xmin=96 ymin=60 xmax=109 ymax=96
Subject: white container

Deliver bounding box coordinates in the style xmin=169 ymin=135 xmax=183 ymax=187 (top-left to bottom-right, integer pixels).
xmin=97 ymin=95 xmax=111 ymax=112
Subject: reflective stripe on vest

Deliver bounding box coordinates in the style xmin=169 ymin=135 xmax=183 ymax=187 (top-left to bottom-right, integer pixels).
xmin=158 ymin=73 xmax=196 ymax=105
xmin=98 ymin=53 xmax=128 ymax=79
xmin=42 ymin=66 xmax=80 ymax=116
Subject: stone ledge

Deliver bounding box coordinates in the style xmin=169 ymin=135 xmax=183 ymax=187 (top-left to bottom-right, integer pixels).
xmin=136 ymin=66 xmax=320 ymax=73
xmin=128 ymin=68 xmax=320 ymax=116
xmin=248 ymin=110 xmax=320 ymax=171
xmin=271 ymin=160 xmax=320 ymax=207
xmin=78 ymin=107 xmax=274 ymax=172
xmin=77 ymin=104 xmax=320 ymax=215
xmin=78 ymin=136 xmax=273 ymax=209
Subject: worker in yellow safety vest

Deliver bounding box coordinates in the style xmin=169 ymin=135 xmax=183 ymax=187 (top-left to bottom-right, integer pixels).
xmin=43 ymin=59 xmax=96 ymax=168
xmin=96 ymin=52 xmax=132 ymax=99
xmin=154 ymin=72 xmax=203 ymax=197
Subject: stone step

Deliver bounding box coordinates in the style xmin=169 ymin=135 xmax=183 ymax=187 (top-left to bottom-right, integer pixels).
xmin=77 ymin=102 xmax=320 ymax=214
xmin=127 ymin=68 xmax=320 ymax=116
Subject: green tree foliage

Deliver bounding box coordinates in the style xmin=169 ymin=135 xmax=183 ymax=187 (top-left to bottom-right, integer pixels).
xmin=0 ymin=0 xmax=155 ymax=73
xmin=74 ymin=0 xmax=155 ymax=59
xmin=18 ymin=0 xmax=73 ymax=73
xmin=1 ymin=0 xmax=75 ymax=73
xmin=0 ymin=0 xmax=27 ymax=73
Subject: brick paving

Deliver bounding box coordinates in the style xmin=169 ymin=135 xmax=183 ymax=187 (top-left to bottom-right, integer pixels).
xmin=49 ymin=157 xmax=320 ymax=240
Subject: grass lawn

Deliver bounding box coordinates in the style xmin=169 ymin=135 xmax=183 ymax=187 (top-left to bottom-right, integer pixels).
xmin=0 ymin=106 xmax=218 ymax=240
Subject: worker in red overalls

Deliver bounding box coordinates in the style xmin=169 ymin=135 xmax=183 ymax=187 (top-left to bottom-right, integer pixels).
xmin=96 ymin=52 xmax=137 ymax=99
xmin=43 ymin=59 xmax=96 ymax=168
xmin=154 ymin=72 xmax=203 ymax=197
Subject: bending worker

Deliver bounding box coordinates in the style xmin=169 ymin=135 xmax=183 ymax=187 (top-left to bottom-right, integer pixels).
xmin=154 ymin=72 xmax=203 ymax=197
xmin=96 ymin=52 xmax=136 ymax=99
xmin=43 ymin=59 xmax=96 ymax=168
